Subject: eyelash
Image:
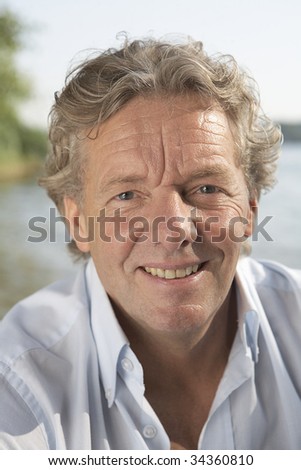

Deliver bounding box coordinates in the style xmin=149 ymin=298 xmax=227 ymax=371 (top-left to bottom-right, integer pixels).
xmin=116 ymin=191 xmax=135 ymax=201
xmin=115 ymin=185 xmax=221 ymax=202
xmin=197 ymin=185 xmax=220 ymax=195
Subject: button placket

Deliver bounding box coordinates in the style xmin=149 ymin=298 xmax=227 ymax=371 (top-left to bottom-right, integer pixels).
xmin=142 ymin=424 xmax=157 ymax=439
xmin=121 ymin=357 xmax=134 ymax=372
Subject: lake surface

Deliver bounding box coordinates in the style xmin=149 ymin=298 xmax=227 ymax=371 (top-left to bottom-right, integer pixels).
xmin=250 ymin=142 xmax=301 ymax=266
xmin=0 ymin=142 xmax=300 ymax=319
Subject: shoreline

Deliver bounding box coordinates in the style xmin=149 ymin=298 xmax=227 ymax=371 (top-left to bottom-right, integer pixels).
xmin=0 ymin=160 xmax=43 ymax=183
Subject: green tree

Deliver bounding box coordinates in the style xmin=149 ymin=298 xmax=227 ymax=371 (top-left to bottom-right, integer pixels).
xmin=0 ymin=8 xmax=47 ymax=169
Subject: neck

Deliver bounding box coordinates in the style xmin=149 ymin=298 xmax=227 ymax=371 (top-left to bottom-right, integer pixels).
xmin=113 ymin=284 xmax=238 ymax=450
xmin=114 ymin=283 xmax=238 ymax=379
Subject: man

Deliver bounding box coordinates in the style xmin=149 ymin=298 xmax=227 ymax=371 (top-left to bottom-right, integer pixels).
xmin=0 ymin=37 xmax=301 ymax=450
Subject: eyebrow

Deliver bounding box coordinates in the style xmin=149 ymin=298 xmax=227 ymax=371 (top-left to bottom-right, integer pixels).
xmin=98 ymin=159 xmax=236 ymax=199
xmin=188 ymin=165 xmax=234 ymax=183
xmin=100 ymin=174 xmax=147 ymax=194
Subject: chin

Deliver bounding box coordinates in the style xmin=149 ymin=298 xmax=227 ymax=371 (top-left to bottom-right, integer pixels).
xmin=146 ymin=305 xmax=210 ymax=335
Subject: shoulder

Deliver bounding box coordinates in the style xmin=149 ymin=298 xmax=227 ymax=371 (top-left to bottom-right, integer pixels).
xmin=238 ymin=256 xmax=301 ymax=297
xmin=0 ymin=367 xmax=54 ymax=449
xmin=0 ymin=264 xmax=90 ymax=449
xmin=237 ymin=256 xmax=301 ymax=329
xmin=0 ymin=264 xmax=88 ymax=366
xmin=238 ymin=257 xmax=301 ymax=388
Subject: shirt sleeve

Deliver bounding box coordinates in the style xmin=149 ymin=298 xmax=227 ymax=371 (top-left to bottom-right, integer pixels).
xmin=0 ymin=373 xmax=49 ymax=449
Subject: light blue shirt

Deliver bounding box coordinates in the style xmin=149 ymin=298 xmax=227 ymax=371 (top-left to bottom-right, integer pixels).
xmin=0 ymin=257 xmax=301 ymax=449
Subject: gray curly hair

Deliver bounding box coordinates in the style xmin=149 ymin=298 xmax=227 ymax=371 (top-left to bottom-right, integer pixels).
xmin=39 ymin=36 xmax=282 ymax=258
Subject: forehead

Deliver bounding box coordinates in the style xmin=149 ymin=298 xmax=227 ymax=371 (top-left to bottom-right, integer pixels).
xmin=83 ymin=95 xmax=237 ymax=185
xmin=91 ymin=95 xmax=233 ymax=143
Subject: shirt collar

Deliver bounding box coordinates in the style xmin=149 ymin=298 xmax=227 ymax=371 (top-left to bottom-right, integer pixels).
xmin=85 ymin=259 xmax=128 ymax=407
xmin=235 ymin=257 xmax=260 ymax=363
xmin=206 ymin=258 xmax=261 ymax=417
xmin=85 ymin=256 xmax=261 ymax=408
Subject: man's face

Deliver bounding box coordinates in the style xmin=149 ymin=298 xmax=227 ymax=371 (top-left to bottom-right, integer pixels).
xmin=66 ymin=95 xmax=255 ymax=337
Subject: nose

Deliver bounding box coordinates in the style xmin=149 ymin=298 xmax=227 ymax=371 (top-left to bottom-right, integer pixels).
xmin=149 ymin=192 xmax=198 ymax=252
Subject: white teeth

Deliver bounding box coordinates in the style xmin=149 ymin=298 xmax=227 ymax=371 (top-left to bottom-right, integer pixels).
xmin=185 ymin=266 xmax=193 ymax=276
xmin=165 ymin=269 xmax=176 ymax=279
xmin=176 ymin=268 xmax=186 ymax=278
xmin=144 ymin=264 xmax=200 ymax=279
xmin=157 ymin=268 xmax=165 ymax=278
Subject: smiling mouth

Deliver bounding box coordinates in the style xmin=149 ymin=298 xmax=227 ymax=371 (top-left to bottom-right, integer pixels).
xmin=142 ymin=263 xmax=204 ymax=280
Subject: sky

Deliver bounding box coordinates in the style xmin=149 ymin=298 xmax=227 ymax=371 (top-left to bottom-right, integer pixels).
xmin=2 ymin=0 xmax=301 ymax=128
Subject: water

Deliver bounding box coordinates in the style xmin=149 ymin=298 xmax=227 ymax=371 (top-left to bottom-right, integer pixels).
xmin=251 ymin=142 xmax=301 ymax=266
xmin=0 ymin=143 xmax=300 ymax=319
xmin=0 ymin=180 xmax=77 ymax=319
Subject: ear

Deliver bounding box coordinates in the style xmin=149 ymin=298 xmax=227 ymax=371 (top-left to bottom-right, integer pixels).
xmin=63 ymin=197 xmax=91 ymax=253
xmin=244 ymin=195 xmax=258 ymax=238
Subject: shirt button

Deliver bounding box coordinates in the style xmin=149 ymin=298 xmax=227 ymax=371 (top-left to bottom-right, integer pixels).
xmin=105 ymin=388 xmax=112 ymax=400
xmin=121 ymin=357 xmax=134 ymax=372
xmin=143 ymin=424 xmax=157 ymax=439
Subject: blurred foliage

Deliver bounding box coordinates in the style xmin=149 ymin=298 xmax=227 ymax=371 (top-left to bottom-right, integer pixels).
xmin=0 ymin=8 xmax=47 ymax=172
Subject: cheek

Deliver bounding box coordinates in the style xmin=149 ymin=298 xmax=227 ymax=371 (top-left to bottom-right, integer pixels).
xmin=200 ymin=206 xmax=249 ymax=246
xmin=99 ymin=213 xmax=150 ymax=249
xmin=89 ymin=241 xmax=126 ymax=299
xmin=89 ymin=219 xmax=135 ymax=276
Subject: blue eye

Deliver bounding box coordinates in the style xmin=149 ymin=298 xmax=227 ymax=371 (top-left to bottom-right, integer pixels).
xmin=116 ymin=191 xmax=135 ymax=200
xmin=199 ymin=185 xmax=218 ymax=194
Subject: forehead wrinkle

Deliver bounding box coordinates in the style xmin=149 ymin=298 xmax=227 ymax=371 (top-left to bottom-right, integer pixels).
xmin=162 ymin=122 xmax=232 ymax=145
xmin=188 ymin=163 xmax=236 ymax=182
xmin=100 ymin=174 xmax=148 ymax=194
xmin=87 ymin=117 xmax=164 ymax=164
xmin=178 ymin=132 xmax=232 ymax=149
xmin=92 ymin=148 xmax=146 ymax=163
xmin=95 ymin=154 xmax=151 ymax=199
xmin=161 ymin=106 xmax=230 ymax=139
xmin=89 ymin=131 xmax=160 ymax=156
xmin=99 ymin=113 xmax=161 ymax=141
xmin=180 ymin=143 xmax=234 ymax=167
xmin=161 ymin=131 xmax=230 ymax=170
xmin=160 ymin=109 xmax=235 ymax=177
